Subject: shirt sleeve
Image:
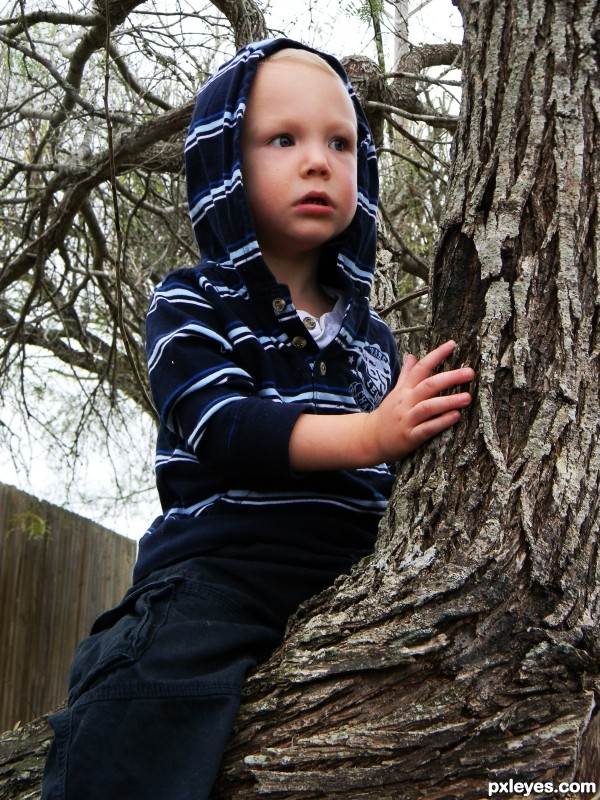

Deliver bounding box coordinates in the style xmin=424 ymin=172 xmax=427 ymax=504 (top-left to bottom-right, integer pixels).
xmin=146 ymin=272 xmax=308 ymax=484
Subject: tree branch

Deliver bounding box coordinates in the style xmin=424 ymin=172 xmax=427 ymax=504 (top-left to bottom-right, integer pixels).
xmin=0 ymin=32 xmax=132 ymax=125
xmin=108 ymin=42 xmax=173 ymax=112
xmin=367 ymin=99 xmax=458 ymax=131
xmin=388 ymin=42 xmax=462 ymax=134
xmin=209 ymin=0 xmax=268 ymax=48
xmin=3 ymin=11 xmax=102 ymax=38
xmin=0 ymin=97 xmax=191 ymax=295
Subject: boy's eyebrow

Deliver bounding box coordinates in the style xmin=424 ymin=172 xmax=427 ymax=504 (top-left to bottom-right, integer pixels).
xmin=253 ymin=112 xmax=358 ymax=133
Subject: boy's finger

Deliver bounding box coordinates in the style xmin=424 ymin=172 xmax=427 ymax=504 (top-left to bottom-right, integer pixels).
xmin=412 ymin=409 xmax=464 ymax=445
xmin=412 ymin=391 xmax=472 ymax=425
xmin=401 ymin=340 xmax=458 ymax=388
xmin=395 ymin=353 xmax=419 ymax=387
xmin=406 ymin=366 xmax=474 ymax=404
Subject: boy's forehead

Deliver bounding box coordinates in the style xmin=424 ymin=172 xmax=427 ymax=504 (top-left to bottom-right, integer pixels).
xmin=247 ymin=59 xmax=357 ymax=121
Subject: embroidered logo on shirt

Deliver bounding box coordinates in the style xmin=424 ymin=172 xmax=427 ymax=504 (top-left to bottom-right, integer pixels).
xmin=350 ymin=343 xmax=392 ymax=411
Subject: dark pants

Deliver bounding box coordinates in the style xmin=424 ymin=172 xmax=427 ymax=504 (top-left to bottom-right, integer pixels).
xmin=41 ymin=544 xmax=360 ymax=800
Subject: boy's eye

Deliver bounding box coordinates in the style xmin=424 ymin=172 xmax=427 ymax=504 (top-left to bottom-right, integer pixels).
xmin=269 ymin=134 xmax=294 ymax=147
xmin=330 ymin=137 xmax=349 ymax=152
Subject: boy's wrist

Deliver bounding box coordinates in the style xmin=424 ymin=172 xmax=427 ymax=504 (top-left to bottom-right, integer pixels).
xmin=289 ymin=410 xmax=383 ymax=472
xmin=360 ymin=407 xmax=393 ymax=465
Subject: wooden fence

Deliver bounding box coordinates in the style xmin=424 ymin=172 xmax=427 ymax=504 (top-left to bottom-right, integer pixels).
xmin=0 ymin=483 xmax=136 ymax=734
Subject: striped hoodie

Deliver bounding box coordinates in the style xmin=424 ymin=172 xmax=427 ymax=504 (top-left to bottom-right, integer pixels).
xmin=134 ymin=38 xmax=400 ymax=582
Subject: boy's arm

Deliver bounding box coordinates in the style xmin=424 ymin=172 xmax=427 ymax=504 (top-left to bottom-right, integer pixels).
xmin=289 ymin=340 xmax=474 ymax=471
xmin=148 ymin=275 xmax=472 ymax=479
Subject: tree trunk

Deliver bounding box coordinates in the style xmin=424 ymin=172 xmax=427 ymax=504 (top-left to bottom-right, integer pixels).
xmin=1 ymin=0 xmax=599 ymax=797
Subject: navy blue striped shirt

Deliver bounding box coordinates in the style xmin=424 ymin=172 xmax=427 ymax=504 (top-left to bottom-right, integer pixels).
xmin=134 ymin=39 xmax=399 ymax=582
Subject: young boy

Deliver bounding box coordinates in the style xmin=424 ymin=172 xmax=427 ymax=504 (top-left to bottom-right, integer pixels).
xmin=42 ymin=38 xmax=473 ymax=800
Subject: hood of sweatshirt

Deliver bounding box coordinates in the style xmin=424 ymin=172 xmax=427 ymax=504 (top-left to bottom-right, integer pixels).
xmin=184 ymin=37 xmax=379 ymax=299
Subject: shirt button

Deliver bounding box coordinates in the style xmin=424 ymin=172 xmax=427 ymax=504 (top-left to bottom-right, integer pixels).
xmin=292 ymin=336 xmax=307 ymax=349
xmin=319 ymin=361 xmax=327 ymax=376
xmin=303 ymin=316 xmax=317 ymax=330
xmin=272 ymin=297 xmax=286 ymax=312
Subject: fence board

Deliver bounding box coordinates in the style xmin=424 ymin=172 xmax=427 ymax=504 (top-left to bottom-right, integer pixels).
xmin=0 ymin=483 xmax=136 ymax=733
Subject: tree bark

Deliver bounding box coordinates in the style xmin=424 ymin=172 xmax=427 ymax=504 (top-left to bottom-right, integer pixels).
xmin=1 ymin=0 xmax=599 ymax=798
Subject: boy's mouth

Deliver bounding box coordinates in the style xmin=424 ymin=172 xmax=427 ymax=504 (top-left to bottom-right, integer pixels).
xmin=297 ymin=193 xmax=332 ymax=208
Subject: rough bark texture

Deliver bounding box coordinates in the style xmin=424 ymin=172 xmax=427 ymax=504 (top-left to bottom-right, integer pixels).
xmin=343 ymin=55 xmax=390 ymax=150
xmin=0 ymin=717 xmax=51 ymax=800
xmin=1 ymin=0 xmax=599 ymax=798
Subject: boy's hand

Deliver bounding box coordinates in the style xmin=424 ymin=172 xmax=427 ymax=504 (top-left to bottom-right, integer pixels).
xmin=289 ymin=340 xmax=474 ymax=472
xmin=363 ymin=340 xmax=475 ymax=464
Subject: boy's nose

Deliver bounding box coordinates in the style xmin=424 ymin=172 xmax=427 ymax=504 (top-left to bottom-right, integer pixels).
xmin=302 ymin=147 xmax=331 ymax=178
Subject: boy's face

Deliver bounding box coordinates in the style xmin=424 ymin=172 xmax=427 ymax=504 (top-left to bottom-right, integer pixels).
xmin=241 ymin=58 xmax=358 ymax=267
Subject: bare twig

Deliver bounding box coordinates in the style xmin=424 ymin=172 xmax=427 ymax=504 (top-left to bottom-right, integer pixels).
xmin=367 ymin=99 xmax=457 ymax=131
xmin=379 ymin=286 xmax=430 ymax=318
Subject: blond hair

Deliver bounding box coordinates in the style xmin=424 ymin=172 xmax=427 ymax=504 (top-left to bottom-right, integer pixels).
xmin=263 ymin=47 xmax=342 ymax=80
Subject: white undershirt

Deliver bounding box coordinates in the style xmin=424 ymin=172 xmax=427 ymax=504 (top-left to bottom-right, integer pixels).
xmin=296 ymin=289 xmax=346 ymax=350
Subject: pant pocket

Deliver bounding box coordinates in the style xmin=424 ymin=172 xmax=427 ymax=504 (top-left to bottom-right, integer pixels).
xmin=43 ymin=687 xmax=243 ymax=800
xmin=67 ymin=577 xmax=180 ymax=704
